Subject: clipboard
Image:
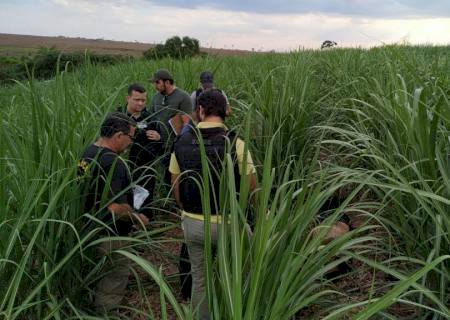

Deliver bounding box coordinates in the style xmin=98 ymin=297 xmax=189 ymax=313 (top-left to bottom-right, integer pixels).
xmin=168 ymin=117 xmax=178 ymax=135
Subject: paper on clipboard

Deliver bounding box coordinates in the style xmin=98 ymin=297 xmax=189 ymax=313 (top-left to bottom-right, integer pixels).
xmin=133 ymin=185 xmax=149 ymax=210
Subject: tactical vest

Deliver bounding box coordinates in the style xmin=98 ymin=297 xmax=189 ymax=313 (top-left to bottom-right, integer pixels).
xmin=174 ymin=126 xmax=240 ymax=214
xmin=116 ymin=105 xmax=161 ymax=164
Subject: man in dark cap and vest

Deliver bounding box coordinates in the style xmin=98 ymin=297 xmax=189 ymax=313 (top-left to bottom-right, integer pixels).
xmin=78 ymin=112 xmax=150 ymax=312
xmin=190 ymin=71 xmax=231 ymax=117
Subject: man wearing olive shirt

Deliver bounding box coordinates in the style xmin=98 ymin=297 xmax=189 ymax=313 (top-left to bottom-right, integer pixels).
xmin=149 ymin=69 xmax=192 ymax=185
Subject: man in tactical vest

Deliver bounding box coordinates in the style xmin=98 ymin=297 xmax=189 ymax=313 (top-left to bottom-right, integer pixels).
xmin=190 ymin=71 xmax=231 ymax=117
xmin=118 ymin=83 xmax=161 ymax=219
xmin=180 ymin=71 xmax=231 ymax=136
xmin=78 ymin=112 xmax=150 ymax=312
xmin=169 ymin=89 xmax=257 ymax=319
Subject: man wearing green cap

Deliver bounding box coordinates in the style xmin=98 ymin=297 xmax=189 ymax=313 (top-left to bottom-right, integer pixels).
xmin=149 ymin=69 xmax=192 ymax=185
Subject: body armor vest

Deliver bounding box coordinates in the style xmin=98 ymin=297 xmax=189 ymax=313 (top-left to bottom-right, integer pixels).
xmin=174 ymin=126 xmax=240 ymax=214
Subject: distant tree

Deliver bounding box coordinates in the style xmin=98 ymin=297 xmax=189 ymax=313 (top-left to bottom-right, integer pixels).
xmin=165 ymin=36 xmax=183 ymax=58
xmin=33 ymin=47 xmax=63 ymax=78
xmin=143 ymin=36 xmax=200 ymax=60
xmin=181 ymin=36 xmax=200 ymax=57
xmin=321 ymin=40 xmax=338 ymax=50
xmin=143 ymin=44 xmax=167 ymax=60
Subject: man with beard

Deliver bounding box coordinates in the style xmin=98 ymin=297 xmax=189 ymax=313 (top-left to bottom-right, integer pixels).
xmin=150 ymin=69 xmax=192 ymax=186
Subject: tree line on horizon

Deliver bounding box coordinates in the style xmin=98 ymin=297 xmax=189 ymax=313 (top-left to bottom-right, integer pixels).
xmin=0 ymin=35 xmax=201 ymax=85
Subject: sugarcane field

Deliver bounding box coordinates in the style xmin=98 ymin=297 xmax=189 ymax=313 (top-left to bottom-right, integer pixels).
xmin=0 ymin=38 xmax=449 ymax=320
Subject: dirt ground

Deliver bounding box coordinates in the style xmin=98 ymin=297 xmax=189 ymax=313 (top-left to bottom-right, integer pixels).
xmin=122 ymin=212 xmax=419 ymax=320
xmin=0 ymin=33 xmax=252 ymax=57
xmin=125 ymin=219 xmax=186 ymax=320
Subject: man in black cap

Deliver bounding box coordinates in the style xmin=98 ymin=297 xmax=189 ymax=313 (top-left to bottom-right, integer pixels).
xmin=149 ymin=69 xmax=192 ymax=186
xmin=191 ymin=71 xmax=231 ymax=115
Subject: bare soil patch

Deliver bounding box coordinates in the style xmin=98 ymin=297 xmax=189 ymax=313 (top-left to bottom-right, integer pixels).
xmin=0 ymin=33 xmax=252 ymax=57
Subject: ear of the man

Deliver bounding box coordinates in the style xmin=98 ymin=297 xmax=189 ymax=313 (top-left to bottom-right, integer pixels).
xmin=198 ymin=105 xmax=205 ymax=119
xmin=226 ymin=104 xmax=232 ymax=116
xmin=114 ymin=131 xmax=122 ymax=140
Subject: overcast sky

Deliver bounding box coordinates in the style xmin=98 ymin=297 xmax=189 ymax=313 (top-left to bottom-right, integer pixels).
xmin=0 ymin=0 xmax=449 ymax=51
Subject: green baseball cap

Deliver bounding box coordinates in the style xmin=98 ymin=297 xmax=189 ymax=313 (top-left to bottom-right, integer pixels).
xmin=150 ymin=69 xmax=173 ymax=82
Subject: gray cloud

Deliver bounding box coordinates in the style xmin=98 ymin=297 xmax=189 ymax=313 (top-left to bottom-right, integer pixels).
xmin=144 ymin=0 xmax=450 ymax=18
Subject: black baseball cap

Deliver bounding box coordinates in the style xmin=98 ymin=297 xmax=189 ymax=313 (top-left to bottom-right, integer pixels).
xmin=200 ymin=71 xmax=214 ymax=85
xmin=150 ymin=69 xmax=173 ymax=82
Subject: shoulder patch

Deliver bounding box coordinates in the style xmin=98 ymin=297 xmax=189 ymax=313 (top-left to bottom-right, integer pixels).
xmin=77 ymin=159 xmax=90 ymax=174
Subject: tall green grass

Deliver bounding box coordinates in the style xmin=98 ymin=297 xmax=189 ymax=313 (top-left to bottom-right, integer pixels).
xmin=1 ymin=45 xmax=449 ymax=319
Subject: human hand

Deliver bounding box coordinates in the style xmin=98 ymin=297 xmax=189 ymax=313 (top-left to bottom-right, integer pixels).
xmin=131 ymin=212 xmax=150 ymax=229
xmin=137 ymin=213 xmax=150 ymax=226
xmin=146 ymin=130 xmax=160 ymax=141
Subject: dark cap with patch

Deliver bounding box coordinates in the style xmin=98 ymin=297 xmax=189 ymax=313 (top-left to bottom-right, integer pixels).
xmin=150 ymin=69 xmax=173 ymax=82
xmin=200 ymin=71 xmax=214 ymax=88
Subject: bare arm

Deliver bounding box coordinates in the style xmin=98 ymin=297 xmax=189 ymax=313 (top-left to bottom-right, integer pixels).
xmin=181 ymin=114 xmax=191 ymax=126
xmin=248 ymin=172 xmax=258 ymax=205
xmin=169 ymin=114 xmax=184 ymax=135
xmin=108 ymin=203 xmax=149 ymax=226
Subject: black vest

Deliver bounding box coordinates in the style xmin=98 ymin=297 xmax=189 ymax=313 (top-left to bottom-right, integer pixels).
xmin=174 ymin=126 xmax=240 ymax=214
xmin=117 ymin=105 xmax=161 ymax=165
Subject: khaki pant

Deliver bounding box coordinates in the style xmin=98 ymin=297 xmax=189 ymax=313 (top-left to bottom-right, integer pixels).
xmin=182 ymin=216 xmax=218 ymax=320
xmin=94 ymin=239 xmax=131 ymax=312
xmin=181 ymin=216 xmax=251 ymax=320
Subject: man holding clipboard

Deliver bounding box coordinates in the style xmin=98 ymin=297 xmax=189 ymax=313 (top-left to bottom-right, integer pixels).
xmin=150 ymin=69 xmax=193 ymax=186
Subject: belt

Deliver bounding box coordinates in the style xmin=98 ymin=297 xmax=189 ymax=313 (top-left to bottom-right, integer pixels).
xmin=182 ymin=210 xmax=221 ymax=223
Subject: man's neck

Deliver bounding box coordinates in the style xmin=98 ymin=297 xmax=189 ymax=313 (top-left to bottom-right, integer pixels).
xmin=201 ymin=116 xmax=223 ymax=123
xmin=95 ymin=138 xmax=118 ymax=153
xmin=126 ymin=105 xmax=141 ymax=118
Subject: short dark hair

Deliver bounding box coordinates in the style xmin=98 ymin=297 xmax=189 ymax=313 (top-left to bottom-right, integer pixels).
xmin=127 ymin=83 xmax=146 ymax=95
xmin=197 ymin=89 xmax=227 ymax=120
xmin=100 ymin=112 xmax=136 ymax=138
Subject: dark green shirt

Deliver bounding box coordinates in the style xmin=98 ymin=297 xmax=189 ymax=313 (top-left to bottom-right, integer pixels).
xmin=151 ymin=87 xmax=192 ymax=149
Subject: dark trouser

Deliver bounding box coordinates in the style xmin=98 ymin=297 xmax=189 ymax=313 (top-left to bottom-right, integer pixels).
xmin=179 ymin=242 xmax=192 ymax=299
xmin=94 ymin=239 xmax=131 ymax=312
xmin=160 ymin=152 xmax=172 ymax=187
xmin=181 ymin=216 xmax=252 ymax=319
